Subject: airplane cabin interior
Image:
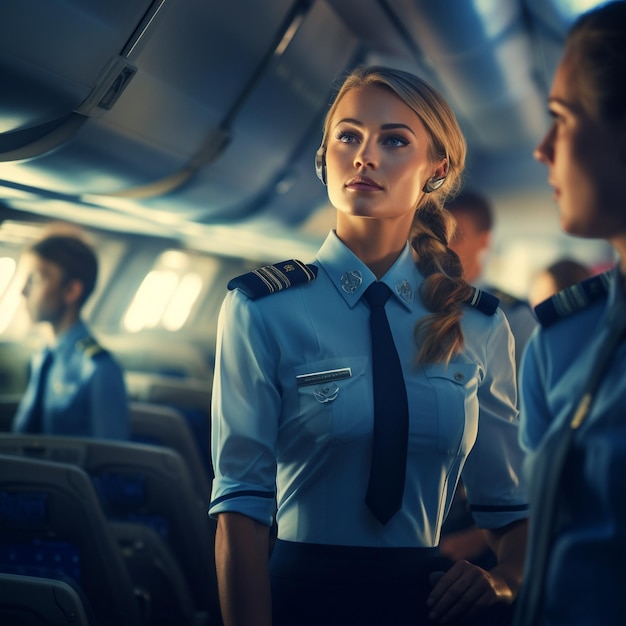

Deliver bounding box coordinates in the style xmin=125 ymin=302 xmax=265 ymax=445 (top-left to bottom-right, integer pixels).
xmin=0 ymin=1 xmax=619 ymax=625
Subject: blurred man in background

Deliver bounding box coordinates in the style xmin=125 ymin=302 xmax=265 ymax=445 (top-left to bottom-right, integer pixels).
xmin=447 ymin=190 xmax=537 ymax=369
xmin=440 ymin=190 xmax=536 ymax=570
xmin=12 ymin=233 xmax=129 ymax=439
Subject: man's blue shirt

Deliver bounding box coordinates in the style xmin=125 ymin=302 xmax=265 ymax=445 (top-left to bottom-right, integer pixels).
xmin=13 ymin=319 xmax=129 ymax=439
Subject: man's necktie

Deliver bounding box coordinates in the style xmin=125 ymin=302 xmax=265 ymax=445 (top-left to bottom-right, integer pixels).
xmin=513 ymin=298 xmax=626 ymax=626
xmin=363 ymin=282 xmax=409 ymax=525
xmin=26 ymin=349 xmax=54 ymax=433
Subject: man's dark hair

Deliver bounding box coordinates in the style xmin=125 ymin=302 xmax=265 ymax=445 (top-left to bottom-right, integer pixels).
xmin=30 ymin=235 xmax=98 ymax=306
xmin=445 ymin=190 xmax=494 ymax=234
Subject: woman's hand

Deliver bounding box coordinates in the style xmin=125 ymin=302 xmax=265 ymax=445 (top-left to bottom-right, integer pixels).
xmin=427 ymin=559 xmax=513 ymax=623
xmin=427 ymin=519 xmax=528 ymax=623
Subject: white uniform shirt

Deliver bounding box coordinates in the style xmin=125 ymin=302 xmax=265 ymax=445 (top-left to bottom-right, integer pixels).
xmin=210 ymin=231 xmax=528 ymax=547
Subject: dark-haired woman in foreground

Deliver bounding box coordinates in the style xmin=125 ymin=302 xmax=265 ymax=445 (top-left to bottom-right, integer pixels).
xmin=515 ymin=2 xmax=626 ymax=625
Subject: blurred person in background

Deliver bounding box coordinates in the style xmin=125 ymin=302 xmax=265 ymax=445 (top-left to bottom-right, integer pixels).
xmin=446 ymin=190 xmax=537 ymax=371
xmin=528 ymin=257 xmax=593 ymax=309
xmin=440 ymin=190 xmax=538 ymax=572
xmin=12 ymin=233 xmax=129 ymax=439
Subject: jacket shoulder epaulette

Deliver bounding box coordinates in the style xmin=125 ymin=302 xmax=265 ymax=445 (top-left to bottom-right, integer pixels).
xmin=76 ymin=335 xmax=107 ymax=358
xmin=487 ymin=287 xmax=526 ymax=309
xmin=227 ymin=259 xmax=318 ymax=300
xmin=534 ymin=271 xmax=611 ymax=327
xmin=465 ymin=287 xmax=499 ymax=316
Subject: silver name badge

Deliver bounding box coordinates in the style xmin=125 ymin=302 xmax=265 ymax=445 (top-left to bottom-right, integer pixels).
xmin=296 ymin=367 xmax=352 ymax=387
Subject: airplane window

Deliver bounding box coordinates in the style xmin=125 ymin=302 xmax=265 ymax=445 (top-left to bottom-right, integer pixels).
xmin=0 ymin=256 xmax=25 ymax=335
xmin=123 ymin=270 xmax=179 ymax=332
xmin=0 ymin=257 xmax=16 ymax=298
xmin=162 ymin=272 xmax=203 ymax=332
xmin=121 ymin=249 xmax=212 ymax=333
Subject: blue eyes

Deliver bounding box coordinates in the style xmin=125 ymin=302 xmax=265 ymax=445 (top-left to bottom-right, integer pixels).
xmin=336 ymin=131 xmax=409 ymax=147
xmin=337 ymin=132 xmax=356 ymax=143
xmin=385 ymin=136 xmax=409 ymax=147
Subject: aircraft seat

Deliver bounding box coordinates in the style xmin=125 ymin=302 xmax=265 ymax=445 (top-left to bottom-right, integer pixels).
xmin=110 ymin=520 xmax=202 ymax=626
xmin=0 ymin=453 xmax=144 ymax=626
xmin=125 ymin=372 xmax=213 ymax=480
xmin=0 ymin=572 xmax=91 ymax=626
xmin=129 ymin=401 xmax=212 ymax=502
xmin=0 ymin=434 xmax=222 ymax=624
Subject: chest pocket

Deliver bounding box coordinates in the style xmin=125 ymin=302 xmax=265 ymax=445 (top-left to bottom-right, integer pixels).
xmin=420 ymin=362 xmax=480 ymax=456
xmin=49 ymin=369 xmax=82 ymax=413
xmin=294 ymin=356 xmax=369 ymax=443
xmin=49 ymin=354 xmax=94 ymax=413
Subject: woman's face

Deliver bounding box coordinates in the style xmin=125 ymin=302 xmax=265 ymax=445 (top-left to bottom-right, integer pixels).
xmin=324 ymin=84 xmax=443 ymax=224
xmin=534 ymin=50 xmax=626 ymax=240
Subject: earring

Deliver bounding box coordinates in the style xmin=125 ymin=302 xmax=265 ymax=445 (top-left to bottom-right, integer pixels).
xmin=422 ymin=175 xmax=446 ymax=193
xmin=315 ymin=147 xmax=327 ymax=185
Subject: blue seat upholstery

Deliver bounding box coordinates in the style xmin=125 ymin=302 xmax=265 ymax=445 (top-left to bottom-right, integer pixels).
xmin=0 ymin=434 xmax=222 ymax=625
xmin=129 ymin=401 xmax=212 ymax=502
xmin=0 ymin=454 xmax=143 ymax=626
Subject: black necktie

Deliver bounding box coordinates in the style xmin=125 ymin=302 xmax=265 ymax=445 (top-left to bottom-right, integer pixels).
xmin=363 ymin=282 xmax=409 ymax=525
xmin=26 ymin=349 xmax=54 ymax=433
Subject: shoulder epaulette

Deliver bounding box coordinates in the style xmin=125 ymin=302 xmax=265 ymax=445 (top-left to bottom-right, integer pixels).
xmin=227 ymin=259 xmax=317 ymax=300
xmin=465 ymin=287 xmax=499 ymax=316
xmin=76 ymin=336 xmax=106 ymax=358
xmin=487 ymin=287 xmax=526 ymax=309
xmin=534 ymin=270 xmax=611 ymax=327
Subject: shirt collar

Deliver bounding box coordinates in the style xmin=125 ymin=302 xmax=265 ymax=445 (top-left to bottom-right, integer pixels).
xmin=315 ymin=230 xmax=421 ymax=311
xmin=53 ymin=319 xmax=89 ymax=356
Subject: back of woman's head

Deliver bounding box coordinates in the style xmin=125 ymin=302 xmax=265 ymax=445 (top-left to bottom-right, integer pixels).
xmin=566 ymin=1 xmax=626 ymax=122
xmin=322 ymin=65 xmax=471 ymax=364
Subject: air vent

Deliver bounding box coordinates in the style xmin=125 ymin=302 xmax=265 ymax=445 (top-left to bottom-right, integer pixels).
xmin=77 ymin=56 xmax=138 ymax=116
xmin=98 ymin=65 xmax=137 ymax=110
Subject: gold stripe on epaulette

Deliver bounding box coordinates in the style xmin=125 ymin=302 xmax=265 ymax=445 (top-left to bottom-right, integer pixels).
xmin=76 ymin=336 xmax=104 ymax=358
xmin=83 ymin=344 xmax=104 ymax=358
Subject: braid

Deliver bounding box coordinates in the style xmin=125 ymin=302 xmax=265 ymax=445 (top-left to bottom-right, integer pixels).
xmin=411 ymin=201 xmax=473 ymax=364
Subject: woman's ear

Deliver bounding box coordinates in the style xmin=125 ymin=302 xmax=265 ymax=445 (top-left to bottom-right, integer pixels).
xmin=433 ymin=157 xmax=449 ymax=181
xmin=63 ymin=278 xmax=85 ymax=308
xmin=422 ymin=158 xmax=449 ymax=194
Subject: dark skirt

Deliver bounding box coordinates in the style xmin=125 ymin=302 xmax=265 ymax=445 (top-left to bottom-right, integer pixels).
xmin=269 ymin=540 xmax=446 ymax=626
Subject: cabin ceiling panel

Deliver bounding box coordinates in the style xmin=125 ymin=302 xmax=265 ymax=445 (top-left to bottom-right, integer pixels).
xmin=0 ymin=0 xmax=609 ymax=244
xmin=0 ymin=0 xmax=154 ymax=125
